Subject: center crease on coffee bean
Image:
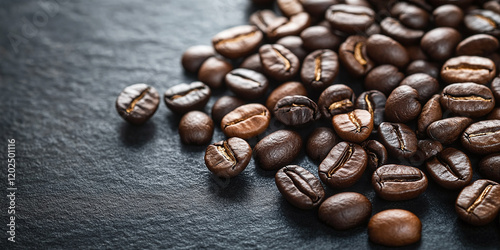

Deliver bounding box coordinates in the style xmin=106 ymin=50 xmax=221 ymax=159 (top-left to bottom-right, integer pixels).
xmin=393 ymin=125 xmax=409 ymax=152
xmin=229 ymin=73 xmax=262 ymax=87
xmin=126 ymin=87 xmax=150 ymax=113
xmin=284 ymin=168 xmax=320 ymax=202
xmin=354 ymin=42 xmax=367 ymax=66
xmin=217 ymin=141 xmax=237 ymax=168
xmin=168 ymin=87 xmax=206 ymax=100
xmin=348 ymin=111 xmax=363 ymax=133
xmin=273 ymin=48 xmax=291 ymax=71
xmin=379 ymin=174 xmax=423 ymax=184
xmin=463 ymin=130 xmax=499 ymax=142
xmin=314 ymin=55 xmax=322 ymax=81
xmin=436 ymin=156 xmax=464 ymax=180
xmin=444 ymin=94 xmax=492 ymax=102
xmin=364 ymin=94 xmax=374 ymax=114
xmin=444 ymin=64 xmax=493 ymax=72
xmin=466 ymin=184 xmax=494 ymax=213
xmin=474 ymin=14 xmax=497 ymax=28
xmin=224 ymin=110 xmax=268 ymax=128
xmin=214 ymin=31 xmax=259 ymax=45
xmin=328 ymin=99 xmax=353 ymax=111
xmin=327 ymin=144 xmax=353 ymax=178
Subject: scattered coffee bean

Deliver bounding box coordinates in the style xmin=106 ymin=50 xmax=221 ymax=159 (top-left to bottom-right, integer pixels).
xmin=198 ymin=57 xmax=233 ymax=89
xmin=339 ymin=35 xmax=375 ymax=78
xmin=318 ymin=192 xmax=372 ymax=230
xmin=455 ymin=179 xmax=500 ymax=226
xmin=355 ymin=90 xmax=386 ymax=129
xmin=441 ymin=56 xmax=496 ymax=85
xmin=250 ymin=10 xmax=288 ymax=34
xmin=400 ymin=73 xmax=439 ymax=103
xmin=456 ymin=34 xmax=499 ymax=56
xmin=441 ymin=82 xmax=495 ymax=118
xmin=421 ymin=27 xmax=461 ymax=61
xmin=368 ymin=209 xmax=422 ymax=247
xmin=461 ymin=119 xmax=500 ymax=155
xmin=212 ymin=25 xmax=263 ymax=59
xmin=266 ymin=12 xmax=311 ymax=40
xmin=426 ymin=147 xmax=473 ymax=190
xmin=385 ymin=85 xmax=422 ymax=123
xmin=211 ymin=96 xmax=246 ymax=125
xmin=205 ymin=137 xmax=252 ymax=178
xmin=266 ymin=81 xmax=308 ymax=112
xmin=116 ymin=83 xmax=160 ymax=125
xmin=332 ymin=109 xmax=373 ymax=143
xmin=225 ymin=68 xmax=269 ymax=100
xmin=488 ymin=108 xmax=500 ymax=120
xmin=417 ymin=94 xmax=442 ymax=138
xmin=276 ymin=36 xmax=308 ymax=61
xmin=416 ymin=139 xmax=443 ymax=161
xmin=276 ymin=0 xmax=303 ymax=17
xmin=275 ymin=165 xmax=325 ymax=209
xmin=260 ymin=44 xmax=300 ymax=81
xmin=479 ymin=153 xmax=500 ymax=182
xmin=433 ymin=4 xmax=464 ymax=28
xmin=406 ymin=60 xmax=440 ymax=79
xmin=221 ymin=103 xmax=271 ymax=139
xmin=318 ymin=84 xmax=355 ymax=120
xmin=181 ymin=45 xmax=216 ymax=73
xmin=380 ymin=17 xmax=424 ymax=45
xmin=306 ymin=127 xmax=341 ymax=162
xmin=179 ymin=111 xmax=214 ymax=145
xmin=372 ymin=164 xmax=428 ymax=201
xmin=301 ymin=0 xmax=338 ymax=17
xmin=318 ymin=142 xmax=367 ymax=189
xmin=300 ymin=26 xmax=342 ymax=51
xmin=379 ymin=122 xmax=418 ymax=159
xmin=362 ymin=140 xmax=388 ymax=172
xmin=254 ymin=130 xmax=303 ymax=170
xmin=427 ymin=117 xmax=473 ymax=145
xmin=326 ymin=4 xmax=375 ymax=34
xmin=364 ymin=65 xmax=405 ymax=96
xmin=406 ymin=45 xmax=429 ymax=61
xmin=366 ymin=34 xmax=409 ymax=68
xmin=300 ymin=49 xmax=339 ymax=92
xmin=274 ymin=95 xmax=320 ymax=127
xmin=491 ymin=77 xmax=500 ymax=103
xmin=240 ymin=53 xmax=263 ymax=73
xmin=164 ymin=81 xmax=211 ymax=114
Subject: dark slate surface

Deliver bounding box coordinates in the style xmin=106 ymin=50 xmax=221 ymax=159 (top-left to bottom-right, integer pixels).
xmin=0 ymin=0 xmax=499 ymax=249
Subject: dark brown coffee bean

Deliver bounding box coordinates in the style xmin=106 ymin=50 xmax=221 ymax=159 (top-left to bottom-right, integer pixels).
xmin=355 ymin=90 xmax=386 ymax=129
xmin=164 ymin=81 xmax=211 ymax=115
xmin=318 ymin=84 xmax=355 ymax=120
xmin=385 ymin=85 xmax=422 ymax=123
xmin=455 ymin=179 xmax=500 ymax=226
xmin=479 ymin=153 xmax=500 ymax=182
xmin=380 ymin=17 xmax=424 ymax=45
xmin=276 ymin=36 xmax=308 ymax=61
xmin=433 ymin=4 xmax=464 ymax=28
xmin=318 ymin=142 xmax=367 ymax=189
xmin=301 ymin=0 xmax=338 ymax=17
xmin=326 ymin=4 xmax=375 ymax=34
xmin=198 ymin=57 xmax=233 ymax=89
xmin=301 ymin=49 xmax=339 ymax=92
xmin=181 ymin=45 xmax=216 ymax=73
xmin=417 ymin=139 xmax=443 ymax=161
xmin=339 ymin=35 xmax=375 ymax=78
xmin=406 ymin=45 xmax=429 ymax=61
xmin=266 ymin=12 xmax=311 ymax=41
xmin=364 ymin=65 xmax=405 ymax=96
xmin=368 ymin=209 xmax=422 ymax=247
xmin=417 ymin=94 xmax=442 ymax=138
xmin=421 ymin=27 xmax=461 ymax=62
xmin=221 ymin=103 xmax=271 ymax=139
xmin=277 ymin=0 xmax=304 ymax=17
xmin=441 ymin=56 xmax=496 ymax=85
xmin=332 ymin=109 xmax=373 ymax=143
xmin=116 ymin=84 xmax=160 ymax=125
xmin=390 ymin=2 xmax=429 ymax=30
xmin=254 ymin=130 xmax=303 ymax=170
xmin=488 ymin=108 xmax=500 ymax=120
xmin=179 ymin=111 xmax=214 ymax=145
xmin=274 ymin=95 xmax=320 ymax=127
xmin=211 ymin=96 xmax=246 ymax=125
xmin=457 ymin=34 xmax=499 ymax=56
xmin=318 ymin=192 xmax=372 ymax=230
xmin=266 ymin=81 xmax=308 ymax=112
xmin=491 ymin=77 xmax=500 ymax=103
xmin=300 ymin=26 xmax=342 ymax=51
xmin=461 ymin=119 xmax=500 ymax=155
xmin=260 ymin=44 xmax=300 ymax=81
xmin=406 ymin=60 xmax=440 ymax=79
xmin=275 ymin=165 xmax=325 ymax=209
xmin=225 ymin=68 xmax=269 ymax=100
xmin=379 ymin=122 xmax=418 ymax=159
xmin=250 ymin=10 xmax=288 ymax=34
xmin=366 ymin=34 xmax=409 ymax=68
xmin=212 ymin=25 xmax=263 ymax=59
xmin=372 ymin=164 xmax=428 ymax=201
xmin=400 ymin=73 xmax=439 ymax=103
xmin=441 ymin=83 xmax=495 ymax=118
xmin=240 ymin=53 xmax=263 ymax=73
xmin=306 ymin=127 xmax=341 ymax=162
xmin=205 ymin=137 xmax=252 ymax=178
xmin=465 ymin=9 xmax=500 ymax=37
xmin=426 ymin=148 xmax=473 ymax=190
xmin=427 ymin=117 xmax=474 ymax=145
xmin=362 ymin=140 xmax=388 ymax=172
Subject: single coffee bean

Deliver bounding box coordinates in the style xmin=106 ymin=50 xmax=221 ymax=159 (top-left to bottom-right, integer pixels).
xmin=225 ymin=68 xmax=269 ymax=100
xmin=355 ymin=90 xmax=386 ymax=129
xmin=181 ymin=45 xmax=216 ymax=73
xmin=406 ymin=60 xmax=440 ymax=79
xmin=426 ymin=148 xmax=473 ymax=190
xmin=260 ymin=44 xmax=300 ymax=81
xmin=421 ymin=27 xmax=461 ymax=62
xmin=488 ymin=108 xmax=500 ymax=120
xmin=306 ymin=127 xmax=341 ymax=162
xmin=368 ymin=209 xmax=422 ymax=247
xmin=441 ymin=56 xmax=496 ymax=85
xmin=221 ymin=103 xmax=271 ymax=139
xmin=332 ymin=109 xmax=373 ymax=143
xmin=379 ymin=122 xmax=418 ymax=159
xmin=301 ymin=0 xmax=338 ymax=17
xmin=416 ymin=139 xmax=443 ymax=161
xmin=362 ymin=140 xmax=388 ymax=172
xmin=205 ymin=137 xmax=252 ymax=178
xmin=372 ymin=164 xmax=428 ymax=201
xmin=364 ymin=65 xmax=405 ymax=96
xmin=300 ymin=49 xmax=339 ymax=92
xmin=276 ymin=0 xmax=304 ymax=17
xmin=461 ymin=119 xmax=500 ymax=155
xmin=254 ymin=130 xmax=303 ymax=170
xmin=433 ymin=4 xmax=464 ymax=28
xmin=400 ymin=73 xmax=439 ymax=103
xmin=116 ymin=83 xmax=160 ymax=125
xmin=417 ymin=94 xmax=442 ymax=138
xmin=164 ymin=81 xmax=211 ymax=115
xmin=250 ymin=10 xmax=288 ymax=33
xmin=427 ymin=117 xmax=474 ymax=145
xmin=318 ymin=192 xmax=372 ymax=230
xmin=276 ymin=36 xmax=308 ymax=61
xmin=326 ymin=4 xmax=375 ymax=34
xmin=240 ymin=53 xmax=263 ymax=73
xmin=211 ymin=96 xmax=246 ymax=125
xmin=390 ymin=2 xmax=429 ymax=30
xmin=339 ymin=35 xmax=375 ymax=78
xmin=380 ymin=17 xmax=424 ymax=45
xmin=274 ymin=95 xmax=320 ymax=127
xmin=266 ymin=12 xmax=311 ymax=41
xmin=456 ymin=34 xmax=499 ymax=56
xmin=275 ymin=165 xmax=325 ymax=209
xmin=179 ymin=111 xmax=214 ymax=145
xmin=198 ymin=57 xmax=233 ymax=89
xmin=300 ymin=26 xmax=342 ymax=51
xmin=441 ymin=83 xmax=495 ymax=118
xmin=385 ymin=85 xmax=422 ymax=123
xmin=491 ymin=77 xmax=500 ymax=103
xmin=317 ymin=84 xmax=355 ymax=120
xmin=366 ymin=34 xmax=409 ymax=68
xmin=479 ymin=153 xmax=500 ymax=182
xmin=266 ymin=81 xmax=308 ymax=112
xmin=212 ymin=25 xmax=263 ymax=59
xmin=465 ymin=9 xmax=500 ymax=37
xmin=455 ymin=179 xmax=500 ymax=226
xmin=318 ymin=142 xmax=367 ymax=189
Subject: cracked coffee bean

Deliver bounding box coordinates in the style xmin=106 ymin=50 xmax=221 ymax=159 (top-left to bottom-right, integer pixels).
xmin=426 ymin=147 xmax=473 ymax=190
xmin=116 ymin=83 xmax=160 ymax=125
xmin=339 ymin=35 xmax=375 ymax=78
xmin=260 ymin=44 xmax=300 ymax=81
xmin=461 ymin=119 xmax=500 ymax=155
xmin=221 ymin=103 xmax=271 ymax=139
xmin=225 ymin=68 xmax=269 ymax=100
xmin=212 ymin=25 xmax=263 ymax=59
xmin=274 ymin=95 xmax=320 ymax=127
xmin=372 ymin=164 xmax=428 ymax=201
xmin=379 ymin=122 xmax=418 ymax=159
xmin=362 ymin=140 xmax=388 ymax=172
xmin=441 ymin=82 xmax=495 ymax=118
xmin=275 ymin=165 xmax=325 ymax=209
xmin=332 ymin=109 xmax=373 ymax=143
xmin=300 ymin=49 xmax=339 ymax=92
xmin=205 ymin=137 xmax=252 ymax=178
xmin=164 ymin=81 xmax=211 ymax=114
xmin=254 ymin=130 xmax=303 ymax=171
xmin=319 ymin=192 xmax=372 ymax=230
xmin=441 ymin=56 xmax=496 ymax=85
xmin=355 ymin=90 xmax=386 ymax=129
xmin=318 ymin=142 xmax=367 ymax=189
xmin=318 ymin=84 xmax=355 ymax=120
xmin=455 ymin=179 xmax=500 ymax=226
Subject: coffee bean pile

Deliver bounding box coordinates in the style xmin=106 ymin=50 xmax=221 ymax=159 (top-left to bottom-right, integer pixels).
xmin=115 ymin=0 xmax=500 ymax=247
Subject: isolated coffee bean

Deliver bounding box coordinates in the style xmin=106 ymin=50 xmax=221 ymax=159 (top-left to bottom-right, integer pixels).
xmin=164 ymin=81 xmax=211 ymax=114
xmin=266 ymin=81 xmax=308 ymax=112
xmin=212 ymin=25 xmax=263 ymax=59
xmin=276 ymin=0 xmax=304 ymax=17
xmin=318 ymin=142 xmax=367 ymax=189
xmin=385 ymin=85 xmax=422 ymax=123
xmin=240 ymin=53 xmax=263 ymax=73
xmin=368 ymin=209 xmax=422 ymax=247
xmin=355 ymin=90 xmax=386 ymax=129
xmin=461 ymin=120 xmax=500 ymax=155
xmin=274 ymin=95 xmax=320 ymax=127
xmin=326 ymin=4 xmax=375 ymax=34
xmin=300 ymin=26 xmax=342 ymax=51
xmin=390 ymin=2 xmax=429 ymax=30
xmin=339 ymin=35 xmax=375 ymax=78
xmin=181 ymin=45 xmax=216 ymax=73
xmin=332 ymin=109 xmax=373 ymax=143
xmin=406 ymin=60 xmax=440 ymax=79
xmin=116 ymin=83 xmax=160 ymax=125
xmin=362 ymin=140 xmax=388 ymax=172
xmin=465 ymin=9 xmax=500 ymax=37
xmin=364 ymin=65 xmax=405 ymax=96
xmin=211 ymin=96 xmax=246 ymax=125
xmin=427 ymin=117 xmax=473 ymax=145
xmin=456 ymin=34 xmax=499 ymax=56
xmin=400 ymin=73 xmax=439 ymax=103
xmin=318 ymin=192 xmax=372 ymax=230
xmin=276 ymin=36 xmax=308 ymax=61
xmin=318 ymin=84 xmax=355 ymax=120
xmin=254 ymin=130 xmax=303 ymax=170
xmin=260 ymin=44 xmax=300 ymax=81
xmin=250 ymin=10 xmax=287 ymax=33
xmin=179 ymin=111 xmax=214 ymax=145
xmin=221 ymin=103 xmax=271 ymax=139
xmin=198 ymin=57 xmax=233 ymax=89
xmin=372 ymin=164 xmax=428 ymax=201
xmin=421 ymin=27 xmax=461 ymax=62
xmin=417 ymin=95 xmax=442 ymax=138
xmin=366 ymin=34 xmax=409 ymax=68
xmin=275 ymin=165 xmax=325 ymax=209
xmin=441 ymin=83 xmax=495 ymax=118
xmin=225 ymin=68 xmax=269 ymax=100
xmin=441 ymin=56 xmax=496 ymax=85
xmin=301 ymin=49 xmax=339 ymax=92
xmin=306 ymin=127 xmax=341 ymax=162
xmin=426 ymin=148 xmax=473 ymax=190
xmin=205 ymin=137 xmax=252 ymax=178
xmin=266 ymin=12 xmax=311 ymax=40
xmin=455 ymin=179 xmax=500 ymax=226
xmin=433 ymin=4 xmax=463 ymax=28
xmin=379 ymin=122 xmax=418 ymax=159
xmin=479 ymin=153 xmax=500 ymax=182
xmin=380 ymin=17 xmax=424 ymax=45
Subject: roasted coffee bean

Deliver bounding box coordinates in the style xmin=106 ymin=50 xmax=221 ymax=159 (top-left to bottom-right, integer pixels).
xmin=250 ymin=10 xmax=288 ymax=34
xmin=385 ymin=85 xmax=422 ymax=123
xmin=179 ymin=111 xmax=214 ymax=145
xmin=461 ymin=119 xmax=500 ymax=155
xmin=426 ymin=147 xmax=473 ymax=190
xmin=372 ymin=164 xmax=428 ymax=201
xmin=301 ymin=0 xmax=338 ymax=17
xmin=221 ymin=103 xmax=271 ymax=139
xmin=433 ymin=4 xmax=464 ymax=28
xmin=301 ymin=49 xmax=339 ymax=92
xmin=277 ymin=0 xmax=304 ymax=17
xmin=479 ymin=153 xmax=500 ymax=182
xmin=266 ymin=81 xmax=308 ymax=112
xmin=406 ymin=60 xmax=440 ymax=79
xmin=164 ymin=82 xmax=211 ymax=114
xmin=212 ymin=25 xmax=263 ymax=59
xmin=421 ymin=27 xmax=461 ymax=62
xmin=318 ymin=84 xmax=355 ymax=120
xmin=254 ymin=130 xmax=303 ymax=170
xmin=456 ymin=34 xmax=499 ymax=56
xmin=266 ymin=12 xmax=311 ymax=40
xmin=240 ymin=53 xmax=263 ymax=73
xmin=300 ymin=26 xmax=342 ymax=51
xmin=455 ymin=179 xmax=500 ymax=226
xmin=198 ymin=57 xmax=233 ymax=89
xmin=368 ymin=209 xmax=422 ymax=247
xmin=442 ymin=56 xmax=496 ymax=85
xmin=441 ymin=83 xmax=495 ymax=118
xmin=332 ymin=109 xmax=373 ymax=143
xmin=485 ymin=0 xmax=500 ymax=13
xmin=488 ymin=108 xmax=500 ymax=120
xmin=362 ymin=140 xmax=388 ymax=172
xmin=274 ymin=95 xmax=320 ymax=127
xmin=427 ymin=117 xmax=473 ymax=145
xmin=306 ymin=127 xmax=341 ymax=162
xmin=276 ymin=36 xmax=308 ymax=61
xmin=318 ymin=192 xmax=372 ymax=230
xmin=355 ymin=90 xmax=386 ymax=129
xmin=326 ymin=4 xmax=375 ymax=34
xmin=339 ymin=35 xmax=375 ymax=78
xmin=379 ymin=122 xmax=418 ymax=159
xmin=275 ymin=165 xmax=325 ymax=209
xmin=390 ymin=2 xmax=429 ymax=30
xmin=491 ymin=77 xmax=500 ymax=103
xmin=318 ymin=142 xmax=367 ymax=189
xmin=364 ymin=65 xmax=405 ymax=96
xmin=205 ymin=137 xmax=252 ymax=178
xmin=380 ymin=17 xmax=424 ymax=45
xmin=416 ymin=139 xmax=443 ymax=161
xmin=366 ymin=34 xmax=409 ymax=68
xmin=417 ymin=95 xmax=442 ymax=138
xmin=211 ymin=96 xmax=246 ymax=125
xmin=400 ymin=73 xmax=439 ymax=103
xmin=225 ymin=68 xmax=269 ymax=100
xmin=181 ymin=45 xmax=216 ymax=73
xmin=406 ymin=45 xmax=429 ymax=61
xmin=116 ymin=83 xmax=160 ymax=125
xmin=260 ymin=44 xmax=300 ymax=81
xmin=465 ymin=9 xmax=500 ymax=37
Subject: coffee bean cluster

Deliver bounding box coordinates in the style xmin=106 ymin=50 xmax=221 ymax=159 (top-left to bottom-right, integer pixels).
xmin=115 ymin=0 xmax=500 ymax=247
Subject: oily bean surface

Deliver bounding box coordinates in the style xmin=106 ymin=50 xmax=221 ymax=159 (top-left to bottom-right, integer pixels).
xmin=225 ymin=68 xmax=269 ymax=100
xmin=179 ymin=111 xmax=214 ymax=145
xmin=116 ymin=83 xmax=160 ymax=125
xmin=300 ymin=49 xmax=339 ymax=92
xmin=306 ymin=127 xmax=341 ymax=162
xmin=275 ymin=165 xmax=325 ymax=209
xmin=211 ymin=96 xmax=246 ymax=125
xmin=379 ymin=122 xmax=418 ymax=159
xmin=368 ymin=209 xmax=422 ymax=247
xmin=366 ymin=34 xmax=409 ymax=68
xmin=426 ymin=147 xmax=473 ymax=190
xmin=274 ymin=95 xmax=320 ymax=127
xmin=372 ymin=164 xmax=428 ymax=201
xmin=254 ymin=130 xmax=302 ymax=171
xmin=441 ymin=56 xmax=496 ymax=85
xmin=221 ymin=103 xmax=271 ymax=139
xmin=260 ymin=44 xmax=300 ymax=81
xmin=205 ymin=137 xmax=252 ymax=178
xmin=339 ymin=35 xmax=374 ymax=78
xmin=181 ymin=45 xmax=216 ymax=73
xmin=332 ymin=109 xmax=373 ymax=143
xmin=427 ymin=117 xmax=473 ymax=145
xmin=318 ymin=192 xmax=372 ymax=230
xmin=364 ymin=65 xmax=404 ymax=96
xmin=212 ymin=25 xmax=263 ymax=59
xmin=461 ymin=119 xmax=500 ymax=155
xmin=326 ymin=4 xmax=375 ymax=34
xmin=479 ymin=153 xmax=500 ymax=182
xmin=385 ymin=85 xmax=422 ymax=123
xmin=355 ymin=90 xmax=386 ymax=129
xmin=318 ymin=142 xmax=367 ymax=189
xmin=198 ymin=57 xmax=233 ymax=89
xmin=417 ymin=94 xmax=442 ymax=138
xmin=164 ymin=81 xmax=211 ymax=114
xmin=317 ymin=84 xmax=355 ymax=120
xmin=362 ymin=140 xmax=388 ymax=172
xmin=441 ymin=82 xmax=495 ymax=118
xmin=455 ymin=179 xmax=500 ymax=226
xmin=266 ymin=81 xmax=308 ymax=112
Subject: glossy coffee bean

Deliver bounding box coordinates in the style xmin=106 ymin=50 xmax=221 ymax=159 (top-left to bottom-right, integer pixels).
xmin=211 ymin=96 xmax=246 ymax=125
xmin=318 ymin=84 xmax=355 ymax=120
xmin=301 ymin=0 xmax=338 ymax=17
xmin=254 ymin=130 xmax=303 ymax=170
xmin=260 ymin=44 xmax=300 ymax=81
xmin=417 ymin=95 xmax=442 ymax=138
xmin=400 ymin=73 xmax=439 ymax=103
xmin=385 ymin=85 xmax=422 ymax=123
xmin=198 ymin=57 xmax=233 ymax=89
xmin=366 ymin=34 xmax=409 ymax=68
xmin=372 ymin=164 xmax=428 ymax=201
xmin=181 ymin=45 xmax=216 ymax=73
xmin=276 ymin=36 xmax=308 ymax=61
xmin=318 ymin=192 xmax=372 ymax=230
xmin=390 ymin=2 xmax=429 ymax=30
xmin=416 ymin=139 xmax=443 ymax=161
xmin=379 ymin=122 xmax=418 ymax=159
xmin=318 ymin=142 xmax=367 ymax=189
xmin=266 ymin=81 xmax=308 ymax=112
xmin=225 ymin=68 xmax=269 ymax=100
xmin=455 ymin=179 xmax=500 ymax=226
xmin=441 ymin=56 xmax=496 ymax=85
xmin=406 ymin=60 xmax=440 ymax=79
xmin=332 ymin=109 xmax=373 ymax=143
xmin=266 ymin=12 xmax=311 ymax=41
xmin=221 ymin=103 xmax=271 ymax=139
xmin=275 ymin=165 xmax=325 ymax=209
xmin=441 ymin=83 xmax=495 ymax=118
xmin=306 ymin=127 xmax=341 ymax=162
xmin=456 ymin=34 xmax=499 ymax=56
xmin=368 ymin=209 xmax=422 ymax=247
xmin=461 ymin=120 xmax=500 ymax=155
xmin=326 ymin=4 xmax=375 ymax=34
xmin=427 ymin=117 xmax=473 ymax=145
xmin=479 ymin=153 xmax=500 ymax=182
xmin=421 ymin=27 xmax=461 ymax=62
xmin=339 ymin=35 xmax=375 ymax=78
xmin=179 ymin=111 xmax=214 ymax=145
xmin=276 ymin=0 xmax=303 ymax=17
xmin=433 ymin=4 xmax=463 ymax=28
xmin=355 ymin=90 xmax=386 ymax=129
xmin=164 ymin=81 xmax=211 ymax=114
xmin=205 ymin=137 xmax=252 ymax=178
xmin=465 ymin=9 xmax=500 ymax=37
xmin=250 ymin=10 xmax=288 ymax=33
xmin=364 ymin=65 xmax=404 ymax=96
xmin=380 ymin=17 xmax=424 ymax=45
xmin=426 ymin=147 xmax=473 ymax=190
xmin=116 ymin=83 xmax=160 ymax=125
xmin=300 ymin=26 xmax=342 ymax=51
xmin=212 ymin=25 xmax=263 ymax=59
xmin=240 ymin=53 xmax=263 ymax=73
xmin=274 ymin=95 xmax=320 ymax=127
xmin=362 ymin=140 xmax=388 ymax=172
xmin=301 ymin=49 xmax=339 ymax=92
